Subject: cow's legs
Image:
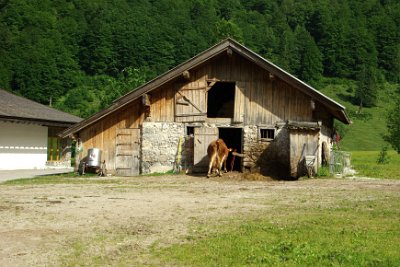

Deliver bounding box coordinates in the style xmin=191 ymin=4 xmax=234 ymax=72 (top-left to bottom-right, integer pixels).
xmin=223 ymin=157 xmax=228 ymax=173
xmin=207 ymin=154 xmax=217 ymax=178
xmin=218 ymin=155 xmax=227 ymax=176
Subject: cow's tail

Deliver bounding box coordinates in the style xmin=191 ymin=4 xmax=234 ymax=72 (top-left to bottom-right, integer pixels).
xmin=216 ymin=139 xmax=221 ymax=150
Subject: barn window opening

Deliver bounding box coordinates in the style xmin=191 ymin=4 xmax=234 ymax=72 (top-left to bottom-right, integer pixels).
xmin=207 ymin=82 xmax=235 ymax=118
xmin=260 ymin=128 xmax=275 ymax=140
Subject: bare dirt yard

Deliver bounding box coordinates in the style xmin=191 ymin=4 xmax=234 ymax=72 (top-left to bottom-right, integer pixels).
xmin=1 ymin=173 xmax=399 ymax=266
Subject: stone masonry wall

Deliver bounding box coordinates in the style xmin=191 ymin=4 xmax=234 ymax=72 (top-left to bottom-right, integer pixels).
xmin=242 ymin=126 xmax=268 ymax=171
xmin=243 ymin=126 xmax=290 ymax=177
xmin=141 ymin=122 xmax=185 ymax=174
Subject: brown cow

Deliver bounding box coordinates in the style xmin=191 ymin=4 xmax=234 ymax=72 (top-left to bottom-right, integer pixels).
xmin=207 ymin=138 xmax=232 ymax=178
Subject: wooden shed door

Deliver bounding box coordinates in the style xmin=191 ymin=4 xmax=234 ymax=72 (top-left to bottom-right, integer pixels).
xmin=115 ymin=128 xmax=140 ymax=176
xmin=193 ymin=127 xmax=218 ymax=172
xmin=289 ymin=129 xmax=319 ymax=178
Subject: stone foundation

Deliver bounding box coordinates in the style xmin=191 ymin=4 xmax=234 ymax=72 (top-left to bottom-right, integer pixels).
xmin=243 ymin=126 xmax=290 ymax=177
xmin=141 ymin=122 xmax=185 ymax=174
xmin=242 ymin=126 xmax=267 ymax=172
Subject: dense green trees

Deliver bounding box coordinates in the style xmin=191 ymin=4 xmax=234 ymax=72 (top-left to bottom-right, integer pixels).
xmin=0 ymin=0 xmax=398 ymax=117
xmin=355 ymin=66 xmax=378 ymax=111
xmin=385 ymin=89 xmax=400 ymax=153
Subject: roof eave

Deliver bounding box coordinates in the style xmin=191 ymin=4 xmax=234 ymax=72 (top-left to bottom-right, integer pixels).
xmin=0 ymin=116 xmax=80 ymax=128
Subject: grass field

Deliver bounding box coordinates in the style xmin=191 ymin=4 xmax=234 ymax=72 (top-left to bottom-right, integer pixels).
xmin=351 ymin=150 xmax=400 ymax=179
xmin=155 ymin=187 xmax=400 ymax=266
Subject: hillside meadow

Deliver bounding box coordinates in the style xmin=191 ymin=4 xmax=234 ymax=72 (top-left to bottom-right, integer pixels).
xmin=319 ymin=78 xmax=397 ymax=152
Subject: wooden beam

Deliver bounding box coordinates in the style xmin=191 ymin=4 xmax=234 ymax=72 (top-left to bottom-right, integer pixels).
xmin=142 ymin=94 xmax=151 ymax=106
xmin=182 ymin=70 xmax=190 ymax=80
xmin=175 ymin=113 xmax=206 ymax=117
xmin=176 ymin=100 xmax=189 ymax=105
xmin=206 ymin=79 xmax=219 ymax=91
xmin=232 ymin=151 xmax=245 ymax=157
xmin=269 ymin=73 xmax=275 ymax=81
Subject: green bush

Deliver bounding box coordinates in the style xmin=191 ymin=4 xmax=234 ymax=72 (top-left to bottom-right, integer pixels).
xmin=377 ymin=146 xmax=390 ymax=164
xmin=316 ymin=166 xmax=331 ymax=177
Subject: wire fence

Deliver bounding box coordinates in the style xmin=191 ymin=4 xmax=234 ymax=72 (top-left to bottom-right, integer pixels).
xmin=329 ymin=151 xmax=352 ymax=177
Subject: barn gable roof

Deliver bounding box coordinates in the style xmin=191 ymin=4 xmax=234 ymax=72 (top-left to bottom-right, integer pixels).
xmin=0 ymin=88 xmax=82 ymax=127
xmin=61 ymin=38 xmax=350 ymax=137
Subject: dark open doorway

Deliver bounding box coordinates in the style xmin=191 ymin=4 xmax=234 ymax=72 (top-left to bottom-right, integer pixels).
xmin=207 ymin=82 xmax=235 ymax=118
xmin=218 ymin=127 xmax=242 ymax=172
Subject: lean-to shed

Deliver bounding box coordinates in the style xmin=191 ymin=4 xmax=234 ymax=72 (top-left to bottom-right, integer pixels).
xmin=62 ymin=38 xmax=350 ymax=178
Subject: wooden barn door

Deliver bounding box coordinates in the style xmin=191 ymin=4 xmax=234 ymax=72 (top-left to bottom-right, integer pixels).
xmin=193 ymin=127 xmax=218 ymax=172
xmin=175 ymin=81 xmax=207 ymax=122
xmin=115 ymin=128 xmax=140 ymax=176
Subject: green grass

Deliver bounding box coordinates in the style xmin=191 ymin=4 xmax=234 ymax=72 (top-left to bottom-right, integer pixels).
xmin=319 ymin=78 xmax=398 ymax=151
xmin=60 ymin=230 xmax=140 ymax=267
xmin=351 ymin=150 xmax=400 ymax=179
xmin=142 ymin=169 xmax=177 ymax=176
xmin=154 ymin=195 xmax=400 ymax=266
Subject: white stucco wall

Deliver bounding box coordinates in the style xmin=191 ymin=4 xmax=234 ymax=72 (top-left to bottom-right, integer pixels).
xmin=0 ymin=121 xmax=48 ymax=170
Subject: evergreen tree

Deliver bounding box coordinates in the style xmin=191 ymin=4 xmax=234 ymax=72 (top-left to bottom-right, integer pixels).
xmin=276 ymin=29 xmax=296 ymax=73
xmin=293 ymin=26 xmax=323 ymax=83
xmin=79 ymin=4 xmax=116 ymax=76
xmin=385 ymin=88 xmax=400 ymax=153
xmin=235 ymin=8 xmax=278 ymax=60
xmin=215 ymin=19 xmax=243 ymax=42
xmin=375 ymin=16 xmax=400 ymax=82
xmin=355 ymin=66 xmax=378 ymax=112
xmin=0 ymin=22 xmax=11 ymax=88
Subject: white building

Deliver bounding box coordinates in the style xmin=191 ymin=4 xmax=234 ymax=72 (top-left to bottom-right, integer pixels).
xmin=0 ymin=89 xmax=82 ymax=170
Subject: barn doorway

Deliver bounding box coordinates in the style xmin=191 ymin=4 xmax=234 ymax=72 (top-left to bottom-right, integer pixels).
xmin=207 ymin=82 xmax=235 ymax=118
xmin=218 ymin=127 xmax=242 ymax=172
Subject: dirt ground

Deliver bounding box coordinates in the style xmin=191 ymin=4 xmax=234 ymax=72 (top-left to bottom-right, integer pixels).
xmin=0 ymin=173 xmax=399 ymax=266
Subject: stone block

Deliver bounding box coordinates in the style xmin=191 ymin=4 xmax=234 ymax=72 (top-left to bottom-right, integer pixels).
xmin=149 ymin=163 xmax=172 ymax=174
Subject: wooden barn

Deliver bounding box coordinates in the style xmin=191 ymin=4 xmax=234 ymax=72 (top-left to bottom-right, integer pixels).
xmin=61 ymin=38 xmax=350 ymax=178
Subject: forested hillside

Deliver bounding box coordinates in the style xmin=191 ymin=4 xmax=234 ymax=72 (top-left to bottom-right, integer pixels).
xmin=1 ymin=0 xmax=399 ymax=120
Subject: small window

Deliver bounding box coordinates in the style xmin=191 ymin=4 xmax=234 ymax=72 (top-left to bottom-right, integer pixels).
xmin=260 ymin=128 xmax=275 ymax=140
xmin=186 ymin=126 xmax=195 ymax=136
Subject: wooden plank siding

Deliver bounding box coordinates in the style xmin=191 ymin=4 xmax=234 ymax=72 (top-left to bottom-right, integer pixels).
xmin=171 ymin=52 xmax=315 ymax=126
xmin=79 ymin=99 xmax=144 ymax=172
xmin=148 ymin=83 xmax=175 ymax=122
